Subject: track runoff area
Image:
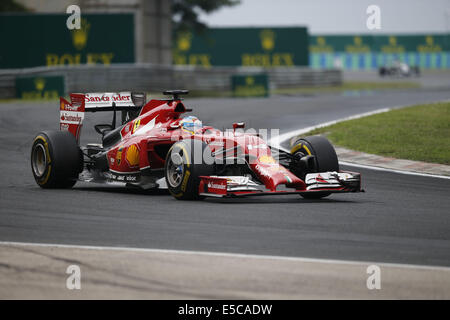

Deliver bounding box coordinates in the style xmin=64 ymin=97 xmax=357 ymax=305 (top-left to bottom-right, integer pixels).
xmin=1 ymin=89 xmax=450 ymax=301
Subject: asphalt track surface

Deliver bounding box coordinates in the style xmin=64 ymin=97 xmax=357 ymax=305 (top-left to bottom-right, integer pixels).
xmin=1 ymin=89 xmax=450 ymax=267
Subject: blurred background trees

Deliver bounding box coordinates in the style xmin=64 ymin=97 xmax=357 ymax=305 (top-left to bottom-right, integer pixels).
xmin=172 ymin=0 xmax=240 ymax=33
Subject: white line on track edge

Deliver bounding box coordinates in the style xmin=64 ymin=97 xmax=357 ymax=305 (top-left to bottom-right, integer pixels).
xmin=340 ymin=161 xmax=450 ymax=180
xmin=270 ymin=107 xmax=392 ymax=145
xmin=1 ymin=240 xmax=449 ymax=272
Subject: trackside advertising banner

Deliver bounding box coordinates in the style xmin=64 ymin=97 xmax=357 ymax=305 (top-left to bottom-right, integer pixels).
xmin=309 ymin=34 xmax=450 ymax=70
xmin=173 ymin=27 xmax=309 ymax=67
xmin=15 ymin=76 xmax=64 ymax=99
xmin=231 ymin=74 xmax=269 ymax=97
xmin=0 ymin=13 xmax=134 ymax=69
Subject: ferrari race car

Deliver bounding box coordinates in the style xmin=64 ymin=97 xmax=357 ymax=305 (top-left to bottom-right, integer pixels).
xmin=31 ymin=90 xmax=362 ymax=200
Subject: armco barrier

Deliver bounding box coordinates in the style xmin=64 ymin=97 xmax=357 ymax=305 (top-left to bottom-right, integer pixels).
xmin=0 ymin=64 xmax=341 ymax=99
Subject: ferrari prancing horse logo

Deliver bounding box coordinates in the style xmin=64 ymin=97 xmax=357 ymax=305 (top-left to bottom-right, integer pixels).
xmin=132 ymin=119 xmax=141 ymax=134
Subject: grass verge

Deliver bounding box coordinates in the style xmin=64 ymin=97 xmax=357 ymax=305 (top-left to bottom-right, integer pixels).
xmin=301 ymin=102 xmax=450 ymax=165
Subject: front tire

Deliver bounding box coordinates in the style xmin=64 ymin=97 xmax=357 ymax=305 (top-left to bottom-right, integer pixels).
xmin=31 ymin=131 xmax=82 ymax=188
xmin=291 ymin=135 xmax=339 ymax=199
xmin=165 ymin=139 xmax=215 ymax=200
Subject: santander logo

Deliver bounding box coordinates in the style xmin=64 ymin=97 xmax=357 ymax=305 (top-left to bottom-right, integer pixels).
xmin=207 ymin=182 xmax=226 ymax=190
xmin=60 ymin=110 xmax=84 ymax=124
xmin=84 ymin=93 xmax=131 ymax=103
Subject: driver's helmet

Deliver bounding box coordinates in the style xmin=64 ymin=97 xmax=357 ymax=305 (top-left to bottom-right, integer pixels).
xmin=180 ymin=116 xmax=203 ymax=134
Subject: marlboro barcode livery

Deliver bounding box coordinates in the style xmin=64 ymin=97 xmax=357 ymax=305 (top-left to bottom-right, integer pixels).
xmin=31 ymin=90 xmax=363 ymax=200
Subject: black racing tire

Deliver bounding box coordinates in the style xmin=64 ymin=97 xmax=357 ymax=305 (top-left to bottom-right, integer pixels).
xmin=291 ymin=135 xmax=339 ymax=199
xmin=165 ymin=139 xmax=215 ymax=200
xmin=31 ymin=131 xmax=83 ymax=189
xmin=292 ymin=135 xmax=339 ymax=172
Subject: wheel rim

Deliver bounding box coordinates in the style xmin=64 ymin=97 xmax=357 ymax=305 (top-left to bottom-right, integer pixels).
xmin=32 ymin=143 xmax=47 ymax=177
xmin=167 ymin=150 xmax=184 ymax=187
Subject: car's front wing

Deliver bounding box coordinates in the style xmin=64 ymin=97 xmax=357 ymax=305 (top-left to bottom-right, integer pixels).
xmin=198 ymin=171 xmax=363 ymax=198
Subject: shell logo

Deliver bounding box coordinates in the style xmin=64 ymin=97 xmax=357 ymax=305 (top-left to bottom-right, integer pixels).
xmin=126 ymin=144 xmax=140 ymax=167
xmin=258 ymin=155 xmax=276 ymax=164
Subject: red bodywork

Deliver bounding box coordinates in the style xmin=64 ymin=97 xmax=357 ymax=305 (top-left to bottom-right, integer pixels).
xmin=60 ymin=92 xmax=362 ymax=197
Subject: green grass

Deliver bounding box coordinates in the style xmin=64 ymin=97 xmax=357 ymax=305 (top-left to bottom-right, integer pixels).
xmin=301 ymin=102 xmax=450 ymax=165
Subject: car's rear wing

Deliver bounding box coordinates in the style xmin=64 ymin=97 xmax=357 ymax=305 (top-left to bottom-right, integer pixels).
xmin=82 ymin=92 xmax=145 ymax=112
xmin=60 ymin=92 xmax=146 ymax=142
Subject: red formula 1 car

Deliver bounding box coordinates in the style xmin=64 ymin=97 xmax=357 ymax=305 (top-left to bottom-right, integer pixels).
xmin=31 ymin=90 xmax=362 ymax=200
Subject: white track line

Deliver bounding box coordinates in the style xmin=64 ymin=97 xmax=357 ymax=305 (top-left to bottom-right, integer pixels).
xmin=271 ymin=107 xmax=392 ymax=146
xmin=269 ymin=104 xmax=449 ymax=180
xmin=340 ymin=161 xmax=450 ymax=180
xmin=1 ymin=240 xmax=449 ymax=272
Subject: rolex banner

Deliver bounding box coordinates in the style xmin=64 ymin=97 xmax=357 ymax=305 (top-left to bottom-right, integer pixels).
xmin=309 ymin=34 xmax=450 ymax=70
xmin=174 ymin=27 xmax=309 ymax=67
xmin=0 ymin=14 xmax=134 ymax=69
xmin=231 ymin=74 xmax=269 ymax=97
xmin=16 ymin=76 xmax=65 ymax=99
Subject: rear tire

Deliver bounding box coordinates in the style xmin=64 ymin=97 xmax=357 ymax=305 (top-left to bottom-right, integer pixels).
xmin=291 ymin=135 xmax=339 ymax=199
xmin=31 ymin=131 xmax=82 ymax=188
xmin=165 ymin=139 xmax=215 ymax=200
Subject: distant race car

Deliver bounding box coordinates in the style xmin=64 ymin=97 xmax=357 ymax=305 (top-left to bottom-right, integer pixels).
xmin=31 ymin=90 xmax=363 ymax=200
xmin=379 ymin=61 xmax=420 ymax=77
